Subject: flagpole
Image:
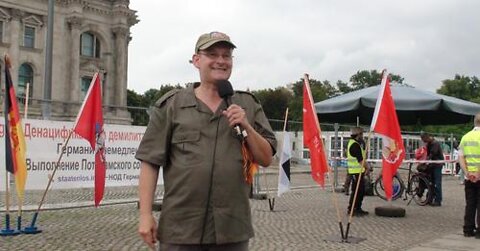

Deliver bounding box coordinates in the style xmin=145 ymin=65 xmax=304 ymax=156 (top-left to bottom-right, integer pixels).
xmin=16 ymin=82 xmax=31 ymax=232
xmin=282 ymin=108 xmax=289 ymax=135
xmin=1 ymin=68 xmax=6 ymax=225
xmin=269 ymin=108 xmax=290 ymax=211
xmin=345 ymin=130 xmax=373 ymax=240
xmin=0 ymin=173 xmax=20 ymax=235
xmin=261 ymin=156 xmax=270 ymax=200
xmin=370 ymin=69 xmax=406 ymax=218
xmin=303 ymin=74 xmax=346 ymax=240
xmin=262 ymin=111 xmax=275 ymax=202
xmin=72 ymin=72 xmax=107 ymax=207
xmin=262 ymin=167 xmax=273 ymax=210
xmin=0 ymin=171 xmax=15 ymax=235
xmin=26 ymin=72 xmax=106 ymax=233
xmin=4 ymin=173 xmax=9 ymax=217
xmin=17 ymin=194 xmax=23 ymax=232
xmin=345 ymin=70 xmax=385 ymax=239
xmin=1 ymin=56 xmax=20 ymax=236
xmin=24 ymin=83 xmax=30 ymax=120
xmin=24 ymin=129 xmax=74 ymax=234
xmin=327 ymin=162 xmax=346 ymax=241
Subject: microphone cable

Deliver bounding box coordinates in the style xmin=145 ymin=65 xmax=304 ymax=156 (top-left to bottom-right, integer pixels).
xmin=200 ymin=118 xmax=221 ymax=247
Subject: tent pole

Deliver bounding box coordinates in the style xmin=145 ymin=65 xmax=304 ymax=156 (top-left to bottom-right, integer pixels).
xmin=333 ymin=123 xmax=339 ymax=189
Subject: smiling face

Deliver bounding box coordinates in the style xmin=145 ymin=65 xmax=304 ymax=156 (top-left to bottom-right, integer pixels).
xmin=192 ymin=42 xmax=234 ymax=85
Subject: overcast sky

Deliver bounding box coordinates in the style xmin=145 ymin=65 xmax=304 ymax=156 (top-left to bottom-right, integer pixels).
xmin=127 ymin=0 xmax=480 ymax=94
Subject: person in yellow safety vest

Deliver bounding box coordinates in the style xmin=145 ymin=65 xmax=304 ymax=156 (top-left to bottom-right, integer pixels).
xmin=458 ymin=112 xmax=480 ymax=238
xmin=346 ymin=127 xmax=370 ymax=216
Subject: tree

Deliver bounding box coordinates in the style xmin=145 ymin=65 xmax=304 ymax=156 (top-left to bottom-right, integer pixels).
xmin=143 ymin=84 xmax=185 ymax=106
xmin=406 ymin=74 xmax=480 ymax=137
xmin=127 ymin=89 xmax=149 ymax=125
xmin=336 ymin=80 xmax=352 ymax=94
xmin=127 ymin=84 xmax=185 ymax=125
xmin=349 ymin=69 xmax=404 ymax=91
xmin=126 ymin=71 xmax=409 ymax=126
xmin=437 ymin=75 xmax=480 ymax=103
xmin=127 ymin=89 xmax=143 ymax=107
xmin=286 ymin=78 xmax=338 ymax=122
xmin=252 ymin=87 xmax=292 ymax=122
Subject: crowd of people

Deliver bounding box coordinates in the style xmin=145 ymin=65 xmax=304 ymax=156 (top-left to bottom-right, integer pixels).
xmin=342 ymin=122 xmax=480 ymax=241
xmin=134 ymin=31 xmax=480 ymax=250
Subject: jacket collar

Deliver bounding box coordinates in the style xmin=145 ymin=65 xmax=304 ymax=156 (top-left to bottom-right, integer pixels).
xmin=178 ymin=83 xmax=199 ymax=108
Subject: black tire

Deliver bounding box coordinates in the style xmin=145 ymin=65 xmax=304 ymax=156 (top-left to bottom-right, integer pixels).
xmin=374 ymin=174 xmax=405 ymax=201
xmin=408 ymin=174 xmax=433 ymax=206
xmin=375 ymin=206 xmax=406 ymax=217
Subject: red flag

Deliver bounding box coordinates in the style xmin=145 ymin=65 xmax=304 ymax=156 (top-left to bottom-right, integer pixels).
xmin=73 ymin=73 xmax=106 ymax=207
xmin=370 ymin=70 xmax=405 ymax=200
xmin=3 ymin=55 xmax=28 ymax=201
xmin=303 ymin=75 xmax=328 ymax=187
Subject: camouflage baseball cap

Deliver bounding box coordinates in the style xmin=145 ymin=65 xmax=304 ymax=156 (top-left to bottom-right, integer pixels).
xmin=195 ymin=31 xmax=236 ymax=52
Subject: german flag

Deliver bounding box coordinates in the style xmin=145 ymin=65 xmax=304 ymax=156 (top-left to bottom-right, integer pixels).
xmin=4 ymin=55 xmax=27 ymax=201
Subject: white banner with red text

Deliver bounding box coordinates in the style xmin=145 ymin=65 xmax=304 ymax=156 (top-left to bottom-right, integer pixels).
xmin=0 ymin=119 xmax=162 ymax=191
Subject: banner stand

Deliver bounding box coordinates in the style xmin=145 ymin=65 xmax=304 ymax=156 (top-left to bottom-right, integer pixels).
xmin=23 ymin=212 xmax=42 ymax=234
xmin=0 ymin=214 xmax=21 ymax=236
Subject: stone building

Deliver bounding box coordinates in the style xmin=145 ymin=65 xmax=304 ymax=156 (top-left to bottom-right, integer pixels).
xmin=0 ymin=0 xmax=138 ymax=124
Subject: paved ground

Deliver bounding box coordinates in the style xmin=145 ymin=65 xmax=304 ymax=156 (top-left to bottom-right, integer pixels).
xmin=1 ymin=165 xmax=479 ymax=250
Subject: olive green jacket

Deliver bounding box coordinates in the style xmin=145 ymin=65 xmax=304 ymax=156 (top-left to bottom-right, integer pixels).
xmin=136 ymin=83 xmax=277 ymax=244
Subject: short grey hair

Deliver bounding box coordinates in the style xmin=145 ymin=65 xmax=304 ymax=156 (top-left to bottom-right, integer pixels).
xmin=351 ymin=127 xmax=364 ymax=136
xmin=474 ymin=112 xmax=480 ymax=127
xmin=420 ymin=131 xmax=430 ymax=138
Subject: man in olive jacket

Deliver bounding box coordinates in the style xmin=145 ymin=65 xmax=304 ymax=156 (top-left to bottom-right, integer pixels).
xmin=136 ymin=31 xmax=277 ymax=251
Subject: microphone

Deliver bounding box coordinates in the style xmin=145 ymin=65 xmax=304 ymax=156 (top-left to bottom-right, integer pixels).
xmin=217 ymin=80 xmax=245 ymax=139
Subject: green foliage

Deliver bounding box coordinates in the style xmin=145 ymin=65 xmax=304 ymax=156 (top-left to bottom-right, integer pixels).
xmin=286 ymin=78 xmax=338 ymax=121
xmin=127 ymin=71 xmax=479 ymax=136
xmin=127 ymin=89 xmax=149 ymax=126
xmin=437 ymin=75 xmax=480 ymax=103
xmin=348 ymin=69 xmax=404 ymax=91
xmin=127 ymin=89 xmax=143 ymax=107
xmin=336 ymin=80 xmax=352 ymax=94
xmin=421 ymin=124 xmax=471 ymax=141
xmin=127 ymin=84 xmax=184 ymax=125
xmin=421 ymin=74 xmax=480 ymax=138
xmin=252 ymin=87 xmax=293 ymax=120
xmin=143 ymin=84 xmax=185 ymax=106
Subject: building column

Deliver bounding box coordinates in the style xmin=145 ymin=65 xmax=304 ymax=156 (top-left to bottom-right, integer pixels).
xmin=9 ymin=9 xmax=24 ymax=86
xmin=112 ymin=26 xmax=129 ymax=112
xmin=67 ymin=16 xmax=83 ymax=104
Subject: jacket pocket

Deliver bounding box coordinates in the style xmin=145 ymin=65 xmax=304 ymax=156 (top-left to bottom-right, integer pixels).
xmin=172 ymin=131 xmax=200 ymax=144
xmin=171 ymin=131 xmax=201 ymax=164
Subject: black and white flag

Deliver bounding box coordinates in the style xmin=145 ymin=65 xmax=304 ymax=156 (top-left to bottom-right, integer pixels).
xmin=277 ymin=132 xmax=291 ymax=196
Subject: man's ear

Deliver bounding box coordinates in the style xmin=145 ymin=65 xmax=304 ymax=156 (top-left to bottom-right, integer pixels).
xmin=191 ymin=54 xmax=200 ymax=69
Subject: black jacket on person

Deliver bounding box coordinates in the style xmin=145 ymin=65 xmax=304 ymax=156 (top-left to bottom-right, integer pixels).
xmin=426 ymin=140 xmax=444 ymax=168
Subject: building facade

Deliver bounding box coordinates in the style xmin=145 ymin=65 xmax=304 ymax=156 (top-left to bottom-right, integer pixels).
xmin=0 ymin=0 xmax=138 ymax=124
